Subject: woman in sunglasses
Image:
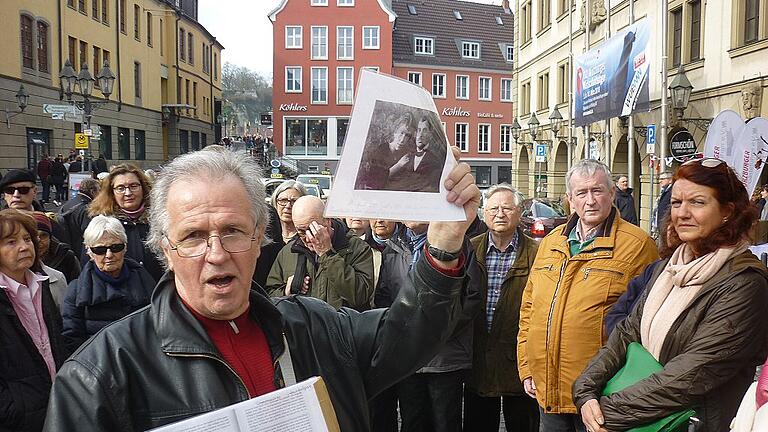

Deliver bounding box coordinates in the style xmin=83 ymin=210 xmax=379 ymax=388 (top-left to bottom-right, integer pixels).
xmin=574 ymin=158 xmax=768 ymax=432
xmin=0 ymin=209 xmax=67 ymax=432
xmin=62 ymin=215 xmax=155 ymax=348
xmin=87 ymin=163 xmax=164 ymax=281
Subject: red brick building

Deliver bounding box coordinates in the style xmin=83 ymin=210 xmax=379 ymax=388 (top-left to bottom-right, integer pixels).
xmin=268 ymin=0 xmax=396 ymax=173
xmin=269 ymin=0 xmax=514 ymax=185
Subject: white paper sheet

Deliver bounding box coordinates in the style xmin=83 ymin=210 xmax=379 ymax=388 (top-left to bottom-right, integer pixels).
xmin=325 ymin=69 xmax=465 ymax=222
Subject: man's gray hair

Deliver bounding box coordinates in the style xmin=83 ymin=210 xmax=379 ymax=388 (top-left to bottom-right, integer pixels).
xmin=270 ymin=180 xmax=307 ymax=209
xmin=146 ymin=146 xmax=268 ymax=268
xmin=484 ymin=183 xmax=523 ymax=207
xmin=83 ymin=215 xmax=127 ymax=246
xmin=566 ymin=159 xmax=615 ymax=194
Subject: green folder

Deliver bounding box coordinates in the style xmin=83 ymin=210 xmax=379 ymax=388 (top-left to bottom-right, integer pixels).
xmin=601 ymin=342 xmax=696 ymax=432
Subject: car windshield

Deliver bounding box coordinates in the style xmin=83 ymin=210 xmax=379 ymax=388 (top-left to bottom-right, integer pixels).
xmin=532 ymin=201 xmax=565 ymax=218
xmin=297 ymin=175 xmax=331 ymax=189
xmin=305 ymin=185 xmax=321 ymax=197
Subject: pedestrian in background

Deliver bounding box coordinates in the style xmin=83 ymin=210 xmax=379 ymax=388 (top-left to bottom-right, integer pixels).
xmin=50 ymin=155 xmax=68 ymax=205
xmin=37 ymin=153 xmax=52 ymax=204
xmin=614 ymin=175 xmax=638 ymax=225
xmin=34 ymin=212 xmax=80 ymax=284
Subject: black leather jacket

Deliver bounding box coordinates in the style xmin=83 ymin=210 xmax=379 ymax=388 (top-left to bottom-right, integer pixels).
xmin=43 ymin=248 xmax=478 ymax=432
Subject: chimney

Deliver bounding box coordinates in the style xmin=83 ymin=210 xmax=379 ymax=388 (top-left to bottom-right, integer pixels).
xmin=502 ymin=0 xmax=511 ymax=13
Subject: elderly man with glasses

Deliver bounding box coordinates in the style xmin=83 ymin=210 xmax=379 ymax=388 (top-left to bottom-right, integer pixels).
xmin=44 ymin=146 xmax=482 ymax=432
xmin=1 ymin=169 xmax=43 ymax=212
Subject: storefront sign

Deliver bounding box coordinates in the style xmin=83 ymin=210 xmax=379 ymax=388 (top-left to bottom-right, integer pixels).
xmin=669 ymin=130 xmax=696 ymax=160
xmin=477 ymin=112 xmax=504 ymax=119
xmin=442 ymin=107 xmax=471 ymax=117
xmin=279 ymin=103 xmax=308 ymax=112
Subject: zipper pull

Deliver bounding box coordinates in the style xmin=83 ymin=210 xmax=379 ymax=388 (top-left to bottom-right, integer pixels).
xmin=582 ymin=268 xmax=591 ymax=280
xmin=228 ymin=320 xmax=240 ymax=334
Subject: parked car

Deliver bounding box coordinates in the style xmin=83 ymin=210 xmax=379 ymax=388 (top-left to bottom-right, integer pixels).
xmin=520 ymin=198 xmax=568 ymax=240
xmin=262 ymin=178 xmax=287 ymax=204
xmin=302 ymin=183 xmax=326 ymax=201
xmin=296 ymin=174 xmax=333 ymax=197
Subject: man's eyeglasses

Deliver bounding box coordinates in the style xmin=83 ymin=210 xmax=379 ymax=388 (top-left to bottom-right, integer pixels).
xmin=276 ymin=197 xmax=299 ymax=207
xmin=89 ymin=243 xmax=126 ymax=255
xmin=166 ymin=232 xmax=257 ymax=258
xmin=113 ymin=183 xmax=142 ymax=194
xmin=2 ymin=186 xmax=33 ymax=195
xmin=484 ymin=206 xmax=516 ymax=215
xmin=682 ymin=157 xmax=725 ymax=168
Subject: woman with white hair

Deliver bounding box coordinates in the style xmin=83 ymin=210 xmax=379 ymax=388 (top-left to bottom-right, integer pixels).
xmin=62 ymin=215 xmax=156 ymax=347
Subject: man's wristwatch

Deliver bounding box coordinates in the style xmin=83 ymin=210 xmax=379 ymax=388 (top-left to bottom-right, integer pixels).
xmin=427 ymin=244 xmax=461 ymax=262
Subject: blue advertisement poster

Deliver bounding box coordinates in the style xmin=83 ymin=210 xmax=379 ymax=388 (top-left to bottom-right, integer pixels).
xmin=573 ymin=18 xmax=651 ymax=127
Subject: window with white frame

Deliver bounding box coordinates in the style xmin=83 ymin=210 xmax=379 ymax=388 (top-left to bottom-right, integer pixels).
xmin=407 ymin=71 xmax=422 ymax=86
xmin=363 ymin=26 xmax=379 ymax=49
xmin=311 ymin=67 xmax=327 ymax=103
xmin=311 ymin=26 xmax=327 ymax=59
xmin=337 ymin=0 xmax=354 ymax=5
xmin=337 ymin=26 xmax=353 ymax=59
xmin=501 ymin=78 xmax=513 ymax=102
xmin=500 ymin=125 xmax=512 ymax=152
xmin=506 ymin=45 xmax=514 ymax=62
xmin=363 ymin=66 xmax=379 ymax=72
xmin=311 ymin=0 xmax=328 ymax=5
xmin=432 ymin=73 xmax=446 ymax=98
xmin=414 ymin=36 xmax=434 ymax=55
xmin=285 ymin=66 xmax=302 ymax=92
xmin=478 ymin=124 xmax=490 ymax=152
xmin=462 ymin=41 xmax=480 ymax=59
xmin=456 ymin=75 xmax=469 ymax=99
xmin=285 ymin=26 xmax=302 ymax=49
xmin=479 ymin=77 xmax=491 ymax=101
xmin=337 ymin=67 xmax=354 ymax=104
xmin=455 ymin=123 xmax=468 ymax=152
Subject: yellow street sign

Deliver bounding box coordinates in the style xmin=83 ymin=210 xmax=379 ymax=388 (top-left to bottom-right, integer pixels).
xmin=270 ymin=173 xmax=284 ymax=179
xmin=74 ymin=133 xmax=89 ymax=149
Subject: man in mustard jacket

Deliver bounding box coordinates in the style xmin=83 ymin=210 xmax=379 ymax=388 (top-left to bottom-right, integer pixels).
xmin=517 ymin=159 xmax=658 ymax=431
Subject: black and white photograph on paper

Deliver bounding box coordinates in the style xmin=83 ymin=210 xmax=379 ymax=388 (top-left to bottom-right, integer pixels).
xmin=324 ymin=69 xmax=464 ymax=222
xmin=354 ymin=101 xmax=447 ymax=193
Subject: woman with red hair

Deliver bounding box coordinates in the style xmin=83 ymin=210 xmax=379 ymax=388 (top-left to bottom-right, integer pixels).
xmin=573 ymin=158 xmax=768 ymax=432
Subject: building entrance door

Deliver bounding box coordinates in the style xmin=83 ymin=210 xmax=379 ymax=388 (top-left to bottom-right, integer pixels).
xmin=27 ymin=128 xmax=51 ymax=172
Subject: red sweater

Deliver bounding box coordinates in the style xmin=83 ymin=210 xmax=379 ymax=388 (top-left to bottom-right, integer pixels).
xmin=187 ymin=305 xmax=277 ymax=398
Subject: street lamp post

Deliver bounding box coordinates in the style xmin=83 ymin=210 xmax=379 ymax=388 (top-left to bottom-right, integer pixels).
xmin=669 ymin=69 xmax=693 ymax=122
xmin=2 ymin=84 xmax=29 ymax=128
xmin=528 ymin=113 xmax=542 ymax=197
xmin=59 ymin=59 xmax=116 ymax=162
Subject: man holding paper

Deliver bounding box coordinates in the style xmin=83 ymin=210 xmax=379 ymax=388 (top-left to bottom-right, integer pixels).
xmin=43 ymin=146 xmax=481 ymax=432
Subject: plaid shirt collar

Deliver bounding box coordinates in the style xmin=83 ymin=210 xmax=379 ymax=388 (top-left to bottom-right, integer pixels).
xmin=486 ymin=230 xmax=518 ymax=255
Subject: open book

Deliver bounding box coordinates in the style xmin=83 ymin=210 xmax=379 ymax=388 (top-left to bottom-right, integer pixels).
xmin=148 ymin=377 xmax=340 ymax=432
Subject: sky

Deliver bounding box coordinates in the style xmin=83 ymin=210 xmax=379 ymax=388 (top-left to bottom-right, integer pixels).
xmin=197 ymin=0 xmax=500 ymax=79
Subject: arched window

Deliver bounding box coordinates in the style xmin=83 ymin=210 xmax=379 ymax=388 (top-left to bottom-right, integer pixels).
xmin=20 ymin=15 xmax=34 ymax=69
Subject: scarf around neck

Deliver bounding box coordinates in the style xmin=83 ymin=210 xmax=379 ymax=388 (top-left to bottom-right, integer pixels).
xmin=640 ymin=242 xmax=747 ymax=360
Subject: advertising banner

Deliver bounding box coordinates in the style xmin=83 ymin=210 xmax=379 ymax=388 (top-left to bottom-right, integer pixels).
xmin=703 ymin=110 xmax=745 ymax=167
xmin=573 ymin=18 xmax=651 ymax=127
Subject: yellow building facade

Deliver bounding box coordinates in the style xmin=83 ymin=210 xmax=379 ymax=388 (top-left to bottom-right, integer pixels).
xmin=0 ymin=0 xmax=222 ymax=172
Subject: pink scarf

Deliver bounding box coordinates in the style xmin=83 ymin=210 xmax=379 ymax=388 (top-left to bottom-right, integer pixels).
xmin=640 ymin=242 xmax=747 ymax=360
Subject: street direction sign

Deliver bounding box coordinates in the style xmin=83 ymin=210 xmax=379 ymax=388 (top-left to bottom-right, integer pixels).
xmin=44 ymin=104 xmax=84 ymax=122
xmin=74 ymin=133 xmax=89 ymax=149
xmin=535 ymin=144 xmax=547 ymax=163
xmin=83 ymin=129 xmax=93 ymax=136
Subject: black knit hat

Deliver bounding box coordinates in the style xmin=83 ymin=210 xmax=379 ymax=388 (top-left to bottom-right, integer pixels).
xmin=0 ymin=169 xmax=36 ymax=189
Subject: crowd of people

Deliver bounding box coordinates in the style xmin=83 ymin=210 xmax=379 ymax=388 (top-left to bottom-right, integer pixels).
xmin=1 ymin=144 xmax=768 ymax=432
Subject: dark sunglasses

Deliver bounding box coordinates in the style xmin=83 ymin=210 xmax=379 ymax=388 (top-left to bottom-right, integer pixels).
xmin=89 ymin=243 xmax=126 ymax=255
xmin=2 ymin=186 xmax=33 ymax=195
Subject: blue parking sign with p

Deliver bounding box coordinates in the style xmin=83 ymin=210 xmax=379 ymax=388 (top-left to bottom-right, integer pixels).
xmin=647 ymin=125 xmax=656 ymax=145
xmin=536 ymin=144 xmax=546 ymax=157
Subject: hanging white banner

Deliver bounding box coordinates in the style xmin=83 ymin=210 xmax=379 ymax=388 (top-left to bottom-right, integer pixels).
xmin=732 ymin=117 xmax=768 ymax=195
xmin=703 ymin=110 xmax=745 ymax=167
